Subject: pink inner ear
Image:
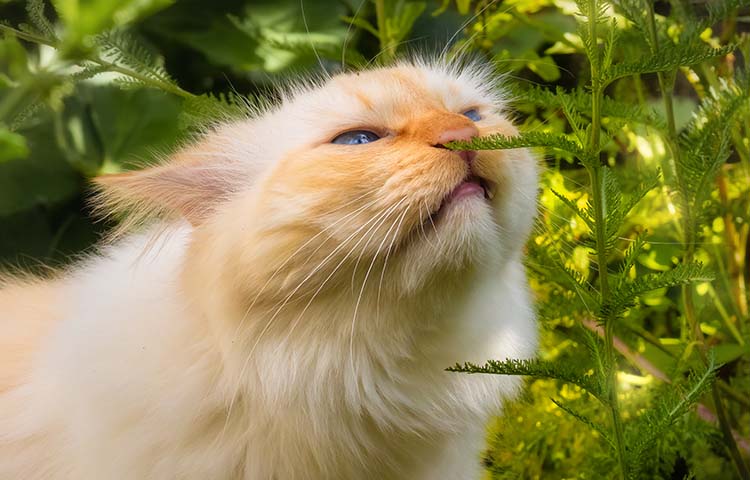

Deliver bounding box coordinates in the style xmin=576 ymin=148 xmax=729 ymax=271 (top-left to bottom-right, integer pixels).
xmin=94 ymin=152 xmax=240 ymax=226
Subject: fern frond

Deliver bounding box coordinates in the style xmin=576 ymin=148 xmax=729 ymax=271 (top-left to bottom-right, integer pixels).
xmin=527 ymin=240 xmax=599 ymax=312
xmin=579 ymin=326 xmax=608 ymax=393
xmin=179 ymin=92 xmax=252 ymax=129
xmin=509 ymin=84 xmax=665 ymax=130
xmin=604 ymin=262 xmax=713 ymax=319
xmin=618 ymin=172 xmax=659 ymax=222
xmin=96 ymin=30 xmax=177 ymax=87
xmin=602 ymin=167 xmax=624 ymax=252
xmin=626 ymin=357 xmax=718 ymax=472
xmin=551 ymin=189 xmax=594 ymax=231
xmin=704 ymin=0 xmax=750 ymax=25
xmin=447 ymin=358 xmax=605 ymax=401
xmin=550 ymin=398 xmax=615 ymax=448
xmin=604 ymin=45 xmax=734 ymax=84
xmin=20 ymin=0 xmax=57 ymax=41
xmin=618 ymin=233 xmax=647 ymax=280
xmin=675 ymin=75 xmax=750 ymax=240
xmin=446 ymin=132 xmax=587 ymax=160
xmin=70 ymin=64 xmax=110 ymax=81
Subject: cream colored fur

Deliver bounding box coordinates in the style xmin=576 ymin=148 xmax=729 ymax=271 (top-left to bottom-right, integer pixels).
xmin=0 ymin=60 xmax=538 ymax=479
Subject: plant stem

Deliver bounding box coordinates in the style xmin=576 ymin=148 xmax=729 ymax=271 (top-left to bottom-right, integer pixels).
xmin=716 ymin=172 xmax=748 ymax=323
xmin=644 ymin=4 xmax=750 ymax=477
xmin=586 ymin=1 xmax=627 ymax=478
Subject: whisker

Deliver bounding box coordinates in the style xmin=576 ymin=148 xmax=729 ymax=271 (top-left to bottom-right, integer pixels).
xmin=441 ymin=0 xmax=500 ymax=59
xmin=230 ymin=191 xmax=380 ymax=342
xmin=300 ymin=0 xmax=329 ymax=78
xmin=349 ymin=205 xmax=411 ymax=380
xmin=279 ymin=198 xmax=409 ymax=346
xmin=341 ymin=0 xmax=367 ymax=68
xmin=377 ymin=204 xmax=411 ymax=321
xmin=221 ymin=196 xmax=393 ymax=437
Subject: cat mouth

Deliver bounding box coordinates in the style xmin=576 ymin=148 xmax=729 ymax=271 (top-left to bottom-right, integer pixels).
xmin=429 ymin=175 xmax=495 ymax=219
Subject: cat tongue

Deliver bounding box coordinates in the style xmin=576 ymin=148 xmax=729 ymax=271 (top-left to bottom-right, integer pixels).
xmin=446 ymin=177 xmax=484 ymax=203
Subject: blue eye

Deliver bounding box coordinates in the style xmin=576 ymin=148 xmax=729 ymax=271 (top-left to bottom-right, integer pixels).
xmin=462 ymin=109 xmax=481 ymax=122
xmin=331 ymin=130 xmax=381 ymax=145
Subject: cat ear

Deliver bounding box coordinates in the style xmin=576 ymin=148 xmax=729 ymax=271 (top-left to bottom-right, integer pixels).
xmin=93 ymin=144 xmax=242 ymax=227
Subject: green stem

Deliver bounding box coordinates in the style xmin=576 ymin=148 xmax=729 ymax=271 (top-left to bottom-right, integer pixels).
xmin=98 ymin=63 xmax=194 ymax=99
xmin=586 ymin=2 xmax=627 ymax=478
xmin=712 ymin=385 xmax=750 ymax=479
xmin=644 ymin=4 xmax=750 ymax=477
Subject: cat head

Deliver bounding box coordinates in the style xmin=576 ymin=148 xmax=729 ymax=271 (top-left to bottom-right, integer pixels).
xmin=96 ymin=59 xmax=538 ymax=306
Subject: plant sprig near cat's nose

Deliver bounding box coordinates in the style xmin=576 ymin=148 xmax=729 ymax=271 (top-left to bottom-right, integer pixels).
xmin=444 ymin=132 xmax=586 ymax=159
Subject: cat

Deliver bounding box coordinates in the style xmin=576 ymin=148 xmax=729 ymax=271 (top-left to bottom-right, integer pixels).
xmin=0 ymin=59 xmax=539 ymax=480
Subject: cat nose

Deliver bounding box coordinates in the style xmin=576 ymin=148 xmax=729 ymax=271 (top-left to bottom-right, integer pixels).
xmin=434 ymin=125 xmax=479 ymax=165
xmin=435 ymin=125 xmax=478 ymax=146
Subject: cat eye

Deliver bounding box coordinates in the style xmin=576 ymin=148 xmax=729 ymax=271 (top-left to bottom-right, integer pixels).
xmin=462 ymin=109 xmax=481 ymax=122
xmin=331 ymin=130 xmax=381 ymax=145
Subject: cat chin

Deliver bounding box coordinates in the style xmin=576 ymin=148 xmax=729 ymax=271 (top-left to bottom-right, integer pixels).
xmin=391 ymin=197 xmax=503 ymax=295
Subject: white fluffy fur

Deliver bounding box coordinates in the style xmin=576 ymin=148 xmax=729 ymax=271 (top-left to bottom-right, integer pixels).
xmin=0 ymin=61 xmax=538 ymax=479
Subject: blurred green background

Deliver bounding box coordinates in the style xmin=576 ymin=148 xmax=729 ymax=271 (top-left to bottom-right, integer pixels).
xmin=1 ymin=1 xmax=749 ymax=478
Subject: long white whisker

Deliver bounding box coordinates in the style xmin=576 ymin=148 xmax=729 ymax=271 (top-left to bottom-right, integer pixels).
xmin=417 ymin=202 xmax=437 ymax=250
xmin=300 ymin=0 xmax=329 ymax=78
xmin=348 ymin=205 xmax=410 ymax=380
xmin=221 ymin=196 xmax=389 ymax=436
xmin=441 ymin=0 xmax=499 ymax=59
xmin=279 ymin=198 xmax=409 ymax=346
xmin=424 ymin=199 xmax=439 ymax=238
xmin=376 ymin=204 xmax=410 ymax=321
xmin=341 ymin=0 xmax=367 ymax=68
xmin=229 ymin=192 xmax=380 ymax=341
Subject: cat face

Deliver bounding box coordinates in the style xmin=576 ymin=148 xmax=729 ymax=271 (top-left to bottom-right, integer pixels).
xmin=97 ymin=60 xmax=538 ymax=302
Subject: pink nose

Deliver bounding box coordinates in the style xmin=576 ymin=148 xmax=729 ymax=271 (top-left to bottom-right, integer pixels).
xmin=435 ymin=125 xmax=479 ymax=146
xmin=435 ymin=125 xmax=479 ymax=166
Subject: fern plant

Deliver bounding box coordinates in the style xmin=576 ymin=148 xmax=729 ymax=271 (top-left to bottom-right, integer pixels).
xmin=448 ymin=1 xmax=750 ymax=478
xmin=2 ymin=0 xmax=750 ymax=477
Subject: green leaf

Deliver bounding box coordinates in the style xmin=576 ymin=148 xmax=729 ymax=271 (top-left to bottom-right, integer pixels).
xmin=507 ymin=84 xmax=666 ymax=130
xmin=455 ymin=0 xmax=471 ymax=15
xmin=605 ymin=262 xmax=714 ymax=319
xmin=0 ymin=128 xmax=29 ymax=163
xmin=618 ymin=233 xmax=647 ymax=280
xmin=179 ymin=92 xmax=250 ymax=130
xmin=53 ymin=0 xmax=175 ymax=43
xmin=550 ymin=398 xmax=615 ymax=448
xmin=86 ymin=86 xmax=183 ymax=169
xmin=604 ymin=45 xmax=735 ymax=84
xmin=446 ymin=131 xmax=587 ymax=160
xmin=626 ymin=357 xmax=718 ymax=472
xmin=95 ymin=29 xmax=178 ymax=89
xmin=0 ymin=117 xmax=80 ymax=216
xmin=551 ymin=188 xmax=594 ymax=231
xmin=0 ymin=34 xmax=30 ymax=81
xmin=23 ymin=0 xmax=58 ymax=42
xmin=54 ymin=94 xmax=104 ymax=176
xmin=447 ymin=358 xmax=605 ymax=401
xmin=675 ymin=77 xmax=750 ymax=240
xmin=527 ymin=54 xmax=561 ymax=82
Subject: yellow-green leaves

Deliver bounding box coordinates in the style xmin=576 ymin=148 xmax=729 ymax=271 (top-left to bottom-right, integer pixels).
xmin=52 ymin=0 xmax=174 ymax=50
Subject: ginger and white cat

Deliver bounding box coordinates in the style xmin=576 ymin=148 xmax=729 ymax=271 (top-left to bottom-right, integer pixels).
xmin=0 ymin=60 xmax=538 ymax=479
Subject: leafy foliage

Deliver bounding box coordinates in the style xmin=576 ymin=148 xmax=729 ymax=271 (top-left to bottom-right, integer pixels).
xmin=1 ymin=0 xmax=749 ymax=478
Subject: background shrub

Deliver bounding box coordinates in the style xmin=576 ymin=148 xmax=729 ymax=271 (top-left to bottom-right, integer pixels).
xmin=1 ymin=1 xmax=748 ymax=478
